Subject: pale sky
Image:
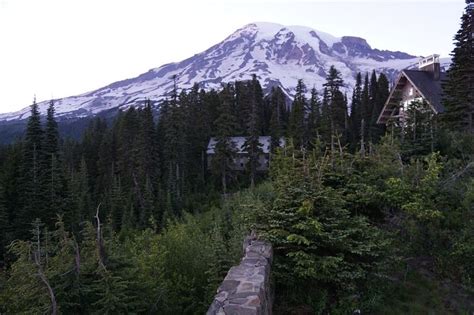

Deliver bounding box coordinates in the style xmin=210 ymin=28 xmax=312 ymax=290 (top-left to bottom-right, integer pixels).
xmin=0 ymin=0 xmax=466 ymax=113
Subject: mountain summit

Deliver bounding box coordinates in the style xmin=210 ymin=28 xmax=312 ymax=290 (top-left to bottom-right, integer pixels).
xmin=1 ymin=22 xmax=422 ymax=121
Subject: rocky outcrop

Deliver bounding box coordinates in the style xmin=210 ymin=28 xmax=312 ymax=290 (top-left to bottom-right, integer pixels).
xmin=207 ymin=239 xmax=273 ymax=315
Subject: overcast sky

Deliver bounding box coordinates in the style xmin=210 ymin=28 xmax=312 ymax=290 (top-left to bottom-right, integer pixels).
xmin=0 ymin=0 xmax=466 ymax=113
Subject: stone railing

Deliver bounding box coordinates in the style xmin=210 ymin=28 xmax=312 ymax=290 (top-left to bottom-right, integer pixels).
xmin=207 ymin=238 xmax=273 ymax=315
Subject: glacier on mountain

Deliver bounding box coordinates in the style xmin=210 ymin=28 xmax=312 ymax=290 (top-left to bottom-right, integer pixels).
xmin=0 ymin=22 xmax=450 ymax=122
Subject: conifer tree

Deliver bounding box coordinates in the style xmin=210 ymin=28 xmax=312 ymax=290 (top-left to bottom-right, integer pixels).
xmin=18 ymin=98 xmax=45 ymax=236
xmin=0 ymin=143 xmax=21 ymax=243
xmin=370 ymin=73 xmax=389 ymax=142
xmin=305 ymin=88 xmax=321 ymax=147
xmin=289 ymin=79 xmax=307 ymax=148
xmin=403 ymin=99 xmax=436 ymax=156
xmin=68 ymin=158 xmax=92 ymax=231
xmin=320 ymin=87 xmax=331 ymax=144
xmin=350 ymin=73 xmax=363 ymax=149
xmin=368 ymin=70 xmax=378 ymax=140
xmin=323 ymin=66 xmax=347 ymax=150
xmin=134 ymin=102 xmax=159 ymax=227
xmin=268 ymin=87 xmax=287 ymax=152
xmin=212 ymin=83 xmax=239 ymax=194
xmin=360 ymin=73 xmax=370 ymax=152
xmin=96 ymin=128 xmax=116 ymax=199
xmin=43 ymin=100 xmax=59 ymax=159
xmin=243 ymin=75 xmax=264 ymax=189
xmin=42 ymin=100 xmax=64 ymax=223
xmin=262 ymin=144 xmax=387 ymax=309
xmin=183 ymin=84 xmax=210 ymax=189
xmin=442 ymin=3 xmax=474 ymax=132
xmin=81 ymin=118 xmax=107 ymax=195
xmin=160 ymin=86 xmax=189 ymax=209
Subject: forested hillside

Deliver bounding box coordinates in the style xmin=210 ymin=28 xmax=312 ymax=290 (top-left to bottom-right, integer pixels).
xmin=0 ymin=6 xmax=473 ymax=311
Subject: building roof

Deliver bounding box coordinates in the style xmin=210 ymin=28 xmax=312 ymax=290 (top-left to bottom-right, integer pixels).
xmin=403 ymin=70 xmax=446 ymax=113
xmin=206 ymin=136 xmax=284 ymax=154
xmin=377 ymin=69 xmax=446 ymax=124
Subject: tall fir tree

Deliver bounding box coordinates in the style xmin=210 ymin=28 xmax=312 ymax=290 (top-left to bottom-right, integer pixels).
xmin=268 ymin=87 xmax=288 ymax=152
xmin=320 ymin=87 xmax=331 ymax=144
xmin=18 ymin=98 xmax=45 ymax=237
xmin=212 ymin=83 xmax=239 ymax=194
xmin=360 ymin=73 xmax=370 ymax=152
xmin=323 ymin=66 xmax=347 ymax=150
xmin=68 ymin=157 xmax=92 ymax=232
xmin=306 ymin=87 xmax=321 ymax=148
xmin=42 ymin=100 xmax=64 ymax=223
xmin=243 ymin=75 xmax=264 ymax=189
xmin=402 ymin=99 xmax=436 ymax=157
xmin=442 ymin=2 xmax=474 ymax=132
xmin=350 ymin=73 xmax=363 ymax=150
xmin=370 ymin=73 xmax=389 ymax=143
xmin=289 ymin=79 xmax=307 ymax=148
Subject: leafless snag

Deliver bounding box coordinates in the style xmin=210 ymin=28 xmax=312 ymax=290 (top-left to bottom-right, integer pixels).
xmin=94 ymin=203 xmax=106 ymax=270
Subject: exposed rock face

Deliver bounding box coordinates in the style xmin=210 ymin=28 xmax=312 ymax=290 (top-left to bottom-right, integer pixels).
xmin=0 ymin=22 xmax=426 ymax=122
xmin=207 ymin=239 xmax=273 ymax=315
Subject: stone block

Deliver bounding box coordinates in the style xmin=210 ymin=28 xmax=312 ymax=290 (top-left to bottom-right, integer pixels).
xmin=207 ymin=237 xmax=273 ymax=315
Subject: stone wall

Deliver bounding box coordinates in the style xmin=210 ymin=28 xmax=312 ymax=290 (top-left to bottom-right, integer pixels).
xmin=207 ymin=239 xmax=273 ymax=315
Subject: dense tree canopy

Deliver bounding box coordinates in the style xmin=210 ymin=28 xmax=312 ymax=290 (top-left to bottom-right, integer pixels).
xmin=0 ymin=56 xmax=473 ymax=313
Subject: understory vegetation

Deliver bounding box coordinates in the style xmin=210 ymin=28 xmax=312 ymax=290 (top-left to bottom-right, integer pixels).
xmin=0 ymin=5 xmax=473 ymax=312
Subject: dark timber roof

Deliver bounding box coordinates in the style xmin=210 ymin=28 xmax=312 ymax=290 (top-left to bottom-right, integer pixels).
xmin=403 ymin=70 xmax=446 ymax=113
xmin=377 ymin=69 xmax=447 ymax=124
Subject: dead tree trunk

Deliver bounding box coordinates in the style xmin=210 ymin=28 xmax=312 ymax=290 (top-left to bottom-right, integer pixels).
xmin=94 ymin=204 xmax=106 ymax=269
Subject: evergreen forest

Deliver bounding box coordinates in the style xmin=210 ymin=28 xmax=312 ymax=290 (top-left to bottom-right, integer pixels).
xmin=0 ymin=6 xmax=473 ymax=314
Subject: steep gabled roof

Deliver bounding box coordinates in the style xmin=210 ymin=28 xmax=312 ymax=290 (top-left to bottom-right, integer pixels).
xmin=377 ymin=69 xmax=446 ymax=124
xmin=403 ymin=70 xmax=446 ymax=113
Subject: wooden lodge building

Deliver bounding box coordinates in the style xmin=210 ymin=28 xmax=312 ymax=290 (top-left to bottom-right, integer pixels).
xmin=377 ymin=54 xmax=446 ymax=125
xmin=206 ymin=136 xmax=284 ymax=171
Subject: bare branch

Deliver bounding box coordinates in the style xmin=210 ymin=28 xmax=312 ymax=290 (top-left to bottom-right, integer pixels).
xmin=94 ymin=203 xmax=106 ymax=270
xmin=33 ymin=244 xmax=57 ymax=315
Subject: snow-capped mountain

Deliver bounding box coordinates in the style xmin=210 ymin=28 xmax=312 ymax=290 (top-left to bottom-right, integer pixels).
xmin=0 ymin=22 xmax=448 ymax=122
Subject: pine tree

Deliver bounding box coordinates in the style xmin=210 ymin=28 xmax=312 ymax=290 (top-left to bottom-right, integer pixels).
xmin=350 ymin=73 xmax=363 ymax=150
xmin=18 ymin=98 xmax=45 ymax=237
xmin=289 ymin=79 xmax=307 ymax=148
xmin=243 ymin=75 xmax=264 ymax=189
xmin=320 ymin=87 xmax=332 ymax=145
xmin=0 ymin=143 xmax=21 ymax=243
xmin=96 ymin=128 xmax=116 ymax=200
xmin=360 ymin=73 xmax=370 ymax=152
xmin=109 ymin=174 xmax=126 ymax=230
xmin=261 ymin=144 xmax=387 ymax=309
xmin=68 ymin=158 xmax=92 ymax=231
xmin=183 ymin=84 xmax=210 ymax=190
xmin=403 ymin=99 xmax=436 ymax=156
xmin=160 ymin=86 xmax=189 ymax=209
xmin=370 ymin=73 xmax=389 ymax=143
xmin=368 ymin=70 xmax=378 ymax=142
xmin=134 ymin=102 xmax=159 ymax=228
xmin=268 ymin=87 xmax=288 ymax=152
xmin=323 ymin=66 xmax=347 ymax=151
xmin=42 ymin=100 xmax=64 ymax=224
xmin=43 ymin=100 xmax=59 ymax=160
xmin=442 ymin=3 xmax=474 ymax=132
xmin=306 ymin=87 xmax=321 ymax=147
xmin=81 ymin=118 xmax=107 ymax=196
xmin=212 ymin=83 xmax=239 ymax=194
